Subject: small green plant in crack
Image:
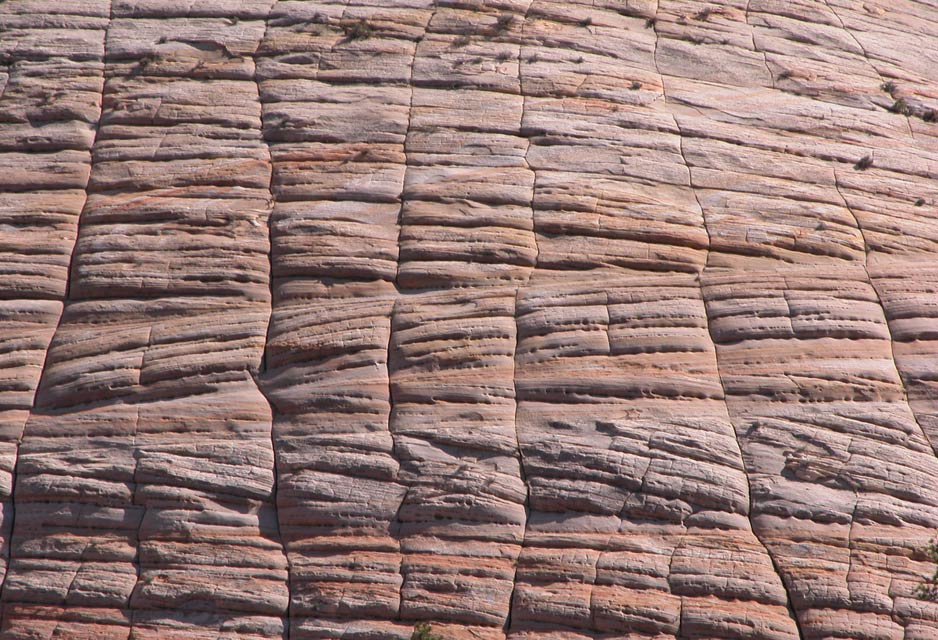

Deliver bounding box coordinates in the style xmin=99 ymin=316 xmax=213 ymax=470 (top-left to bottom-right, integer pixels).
xmin=578 ymin=16 xmax=593 ymax=27
xmin=881 ymin=80 xmax=897 ymax=94
xmin=915 ymin=538 xmax=938 ymax=601
xmin=39 ymin=91 xmax=65 ymax=106
xmin=343 ymin=18 xmax=374 ymax=41
xmin=915 ymin=198 xmax=926 ymax=207
xmin=923 ymin=109 xmax=937 ymax=123
xmin=133 ymin=53 xmax=160 ymax=76
xmin=412 ymin=622 xmax=444 ymax=640
xmin=854 ymin=154 xmax=873 ymax=171
xmin=494 ymin=12 xmax=515 ymax=33
xmin=630 ymin=80 xmax=642 ymax=90
xmin=890 ymin=97 xmax=911 ymax=116
xmin=645 ymin=17 xmax=657 ymax=28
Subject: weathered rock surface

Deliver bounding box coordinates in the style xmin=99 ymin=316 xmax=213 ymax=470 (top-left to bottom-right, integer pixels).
xmin=2 ymin=0 xmax=938 ymax=638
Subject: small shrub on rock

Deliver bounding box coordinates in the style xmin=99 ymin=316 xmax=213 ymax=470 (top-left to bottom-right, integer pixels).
xmin=344 ymin=19 xmax=374 ymax=40
xmin=916 ymin=539 xmax=938 ymax=601
xmin=494 ymin=13 xmax=514 ymax=32
xmin=412 ymin=622 xmax=443 ymax=640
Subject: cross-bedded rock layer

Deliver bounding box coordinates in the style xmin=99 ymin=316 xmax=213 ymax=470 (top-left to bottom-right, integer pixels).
xmin=1 ymin=0 xmax=938 ymax=638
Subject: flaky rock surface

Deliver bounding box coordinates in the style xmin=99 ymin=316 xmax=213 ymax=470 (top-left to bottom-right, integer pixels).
xmin=2 ymin=0 xmax=938 ymax=638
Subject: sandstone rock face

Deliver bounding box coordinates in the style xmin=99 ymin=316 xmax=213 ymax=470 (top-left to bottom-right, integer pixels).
xmin=1 ymin=0 xmax=938 ymax=638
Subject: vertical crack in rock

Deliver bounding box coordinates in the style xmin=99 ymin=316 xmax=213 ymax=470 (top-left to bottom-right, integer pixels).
xmin=665 ymin=0 xmax=938 ymax=624
xmin=47 ymin=3 xmax=291 ymax=635
xmin=387 ymin=297 xmax=406 ymax=624
xmin=252 ymin=2 xmax=292 ymax=638
xmin=834 ymin=166 xmax=938 ymax=462
xmin=832 ymin=136 xmax=938 ymax=462
xmin=254 ymin=2 xmax=416 ymax=633
xmin=60 ymin=1 xmax=113 ymax=304
xmin=388 ymin=2 xmax=534 ymax=632
xmin=704 ymin=302 xmax=809 ymax=640
xmin=517 ymin=1 xmax=537 ymax=280
xmin=822 ymin=0 xmax=916 ymax=140
xmin=690 ymin=151 xmax=808 ymax=640
xmin=743 ymin=0 xmax=775 ymax=91
xmin=666 ymin=533 xmax=686 ymax=640
xmin=506 ymin=4 xmax=535 ymax=633
xmin=831 ymin=178 xmax=870 ymax=258
xmin=833 ymin=157 xmax=938 ymax=465
xmin=394 ymin=6 xmax=422 ymax=293
xmin=0 ymin=0 xmax=114 ymax=622
xmin=662 ymin=40 xmax=807 ymax=637
xmin=505 ymin=285 xmax=529 ymax=637
xmin=693 ymin=169 xmax=807 ymax=640
xmin=868 ymin=270 xmax=938 ymax=458
xmin=389 ymin=4 xmax=424 ymax=623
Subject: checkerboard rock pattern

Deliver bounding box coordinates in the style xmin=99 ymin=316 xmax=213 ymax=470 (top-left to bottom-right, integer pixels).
xmin=2 ymin=0 xmax=938 ymax=638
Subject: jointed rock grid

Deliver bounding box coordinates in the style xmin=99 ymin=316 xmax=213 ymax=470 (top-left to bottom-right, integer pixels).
xmin=2 ymin=0 xmax=938 ymax=638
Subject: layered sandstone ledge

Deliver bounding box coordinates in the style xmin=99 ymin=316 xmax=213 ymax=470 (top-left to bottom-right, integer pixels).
xmin=2 ymin=0 xmax=938 ymax=638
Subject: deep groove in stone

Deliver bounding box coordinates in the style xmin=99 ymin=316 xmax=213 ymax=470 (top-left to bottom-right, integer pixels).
xmin=252 ymin=2 xmax=292 ymax=637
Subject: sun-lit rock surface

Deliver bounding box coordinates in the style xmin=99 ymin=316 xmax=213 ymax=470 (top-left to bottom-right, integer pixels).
xmin=2 ymin=0 xmax=938 ymax=638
